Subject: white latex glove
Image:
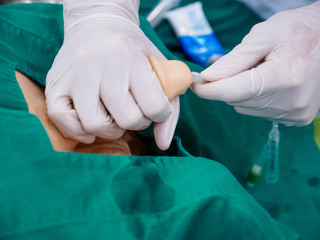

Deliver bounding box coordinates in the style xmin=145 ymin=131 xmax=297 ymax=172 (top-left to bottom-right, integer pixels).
xmin=192 ymin=1 xmax=320 ymax=126
xmin=46 ymin=0 xmax=179 ymax=150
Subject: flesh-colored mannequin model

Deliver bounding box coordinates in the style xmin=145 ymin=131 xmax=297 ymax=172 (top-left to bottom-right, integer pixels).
xmin=15 ymin=71 xmax=150 ymax=155
xmin=148 ymin=57 xmax=193 ymax=101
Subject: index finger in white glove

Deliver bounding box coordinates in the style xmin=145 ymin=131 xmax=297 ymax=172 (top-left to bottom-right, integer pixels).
xmin=191 ymin=22 xmax=275 ymax=102
xmin=199 ymin=21 xmax=274 ymax=82
xmin=191 ymin=60 xmax=276 ymax=103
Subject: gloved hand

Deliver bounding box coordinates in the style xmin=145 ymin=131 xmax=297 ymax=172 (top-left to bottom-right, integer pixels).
xmin=191 ymin=1 xmax=320 ymax=126
xmin=46 ymin=0 xmax=179 ymax=150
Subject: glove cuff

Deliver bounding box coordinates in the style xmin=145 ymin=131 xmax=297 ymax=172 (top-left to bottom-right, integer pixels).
xmin=63 ymin=0 xmax=140 ymax=32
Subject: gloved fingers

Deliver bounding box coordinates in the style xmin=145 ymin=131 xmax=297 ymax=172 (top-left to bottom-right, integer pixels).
xmin=89 ymin=46 xmax=152 ymax=131
xmin=72 ymin=93 xmax=126 ymax=139
xmin=201 ymin=22 xmax=274 ymax=81
xmin=154 ymin=97 xmax=180 ymax=150
xmin=100 ymin=84 xmax=152 ymax=131
xmin=45 ymin=56 xmax=95 ymax=143
xmin=130 ymin=51 xmax=173 ymax=123
xmin=191 ymin=61 xmax=275 ymax=103
xmin=70 ymin=64 xmax=127 ymax=139
xmin=191 ymin=69 xmax=259 ymax=102
xmin=46 ymin=93 xmax=96 ymax=143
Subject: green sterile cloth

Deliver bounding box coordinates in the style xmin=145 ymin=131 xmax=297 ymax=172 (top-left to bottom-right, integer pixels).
xmin=0 ymin=2 xmax=318 ymax=240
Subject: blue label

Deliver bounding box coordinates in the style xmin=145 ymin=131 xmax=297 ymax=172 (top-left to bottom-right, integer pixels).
xmin=179 ymin=33 xmax=225 ymax=67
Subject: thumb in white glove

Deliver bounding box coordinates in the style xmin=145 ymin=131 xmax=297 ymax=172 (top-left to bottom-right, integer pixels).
xmin=192 ymin=1 xmax=320 ymax=126
xmin=46 ymin=0 xmax=179 ymax=150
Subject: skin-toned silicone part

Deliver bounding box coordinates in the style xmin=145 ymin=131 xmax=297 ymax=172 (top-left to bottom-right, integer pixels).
xmin=148 ymin=56 xmax=193 ymax=100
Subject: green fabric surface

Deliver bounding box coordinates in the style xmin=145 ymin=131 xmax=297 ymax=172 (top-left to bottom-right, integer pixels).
xmin=0 ymin=2 xmax=318 ymax=240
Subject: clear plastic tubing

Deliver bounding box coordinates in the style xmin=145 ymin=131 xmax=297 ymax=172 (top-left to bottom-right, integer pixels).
xmin=265 ymin=122 xmax=280 ymax=184
xmin=246 ymin=122 xmax=280 ymax=187
xmin=191 ymin=74 xmax=205 ymax=84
